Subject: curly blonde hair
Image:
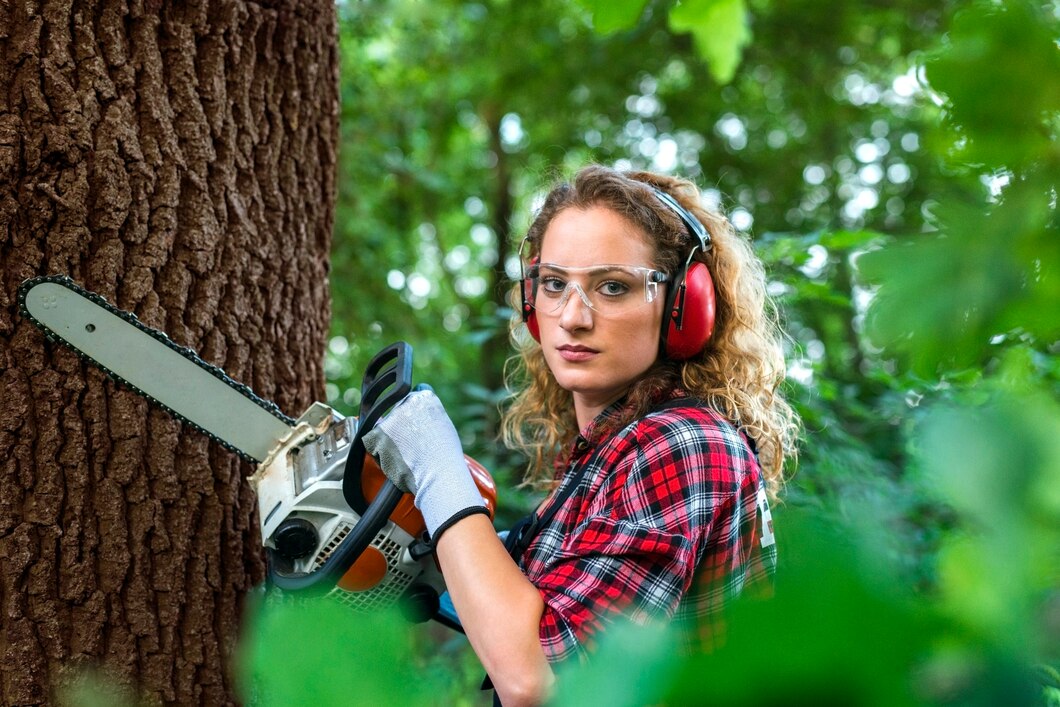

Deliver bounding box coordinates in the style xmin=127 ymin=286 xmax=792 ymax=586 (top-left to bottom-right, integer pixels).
xmin=501 ymin=165 xmax=799 ymax=500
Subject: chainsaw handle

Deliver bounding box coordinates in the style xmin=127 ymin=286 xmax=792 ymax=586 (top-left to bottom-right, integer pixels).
xmin=266 ymin=480 xmax=404 ymax=592
xmin=342 ymin=342 xmax=413 ymax=513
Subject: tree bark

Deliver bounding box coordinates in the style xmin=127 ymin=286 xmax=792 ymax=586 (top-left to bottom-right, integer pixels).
xmin=0 ymin=1 xmax=338 ymax=703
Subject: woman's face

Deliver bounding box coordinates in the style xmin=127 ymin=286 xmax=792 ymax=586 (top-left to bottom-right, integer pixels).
xmin=535 ymin=205 xmax=665 ymax=428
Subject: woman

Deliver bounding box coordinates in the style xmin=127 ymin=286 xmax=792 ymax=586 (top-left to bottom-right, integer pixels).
xmin=365 ymin=165 xmax=799 ymax=706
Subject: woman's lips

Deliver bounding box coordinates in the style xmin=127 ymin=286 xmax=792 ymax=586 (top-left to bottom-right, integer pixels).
xmin=557 ymin=345 xmax=598 ymax=362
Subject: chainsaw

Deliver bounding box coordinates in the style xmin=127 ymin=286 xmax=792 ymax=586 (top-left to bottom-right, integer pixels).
xmin=17 ymin=275 xmax=496 ymax=627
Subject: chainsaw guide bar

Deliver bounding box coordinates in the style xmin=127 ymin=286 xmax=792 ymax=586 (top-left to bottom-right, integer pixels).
xmin=17 ymin=275 xmax=298 ymax=462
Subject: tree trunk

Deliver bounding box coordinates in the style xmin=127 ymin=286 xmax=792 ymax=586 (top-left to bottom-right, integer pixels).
xmin=0 ymin=1 xmax=338 ymax=703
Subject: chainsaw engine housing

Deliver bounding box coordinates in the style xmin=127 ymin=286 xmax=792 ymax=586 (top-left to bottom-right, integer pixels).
xmin=250 ymin=401 xmax=495 ymax=621
xmin=250 ymin=404 xmax=444 ymax=617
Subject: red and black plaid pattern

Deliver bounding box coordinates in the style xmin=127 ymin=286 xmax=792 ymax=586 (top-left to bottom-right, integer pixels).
xmin=520 ymin=396 xmax=776 ymax=663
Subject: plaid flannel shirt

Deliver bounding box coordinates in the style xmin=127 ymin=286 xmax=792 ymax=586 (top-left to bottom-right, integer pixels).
xmin=519 ymin=395 xmax=776 ymax=663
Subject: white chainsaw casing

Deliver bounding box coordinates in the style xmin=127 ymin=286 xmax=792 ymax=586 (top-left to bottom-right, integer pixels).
xmin=249 ymin=404 xmax=444 ymax=611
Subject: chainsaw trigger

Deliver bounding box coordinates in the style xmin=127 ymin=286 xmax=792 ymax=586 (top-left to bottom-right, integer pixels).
xmin=407 ymin=538 xmax=434 ymax=561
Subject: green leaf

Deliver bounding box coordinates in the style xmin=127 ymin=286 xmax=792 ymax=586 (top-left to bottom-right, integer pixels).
xmin=237 ymin=599 xmax=440 ymax=706
xmin=925 ymin=1 xmax=1060 ymax=170
xmin=918 ymin=385 xmax=1060 ymax=646
xmin=551 ymin=622 xmax=678 ymax=707
xmin=574 ymin=0 xmax=651 ymax=34
xmin=664 ymin=510 xmax=932 ymax=706
xmin=857 ymin=181 xmax=1057 ymax=377
xmin=668 ymin=0 xmax=751 ymax=84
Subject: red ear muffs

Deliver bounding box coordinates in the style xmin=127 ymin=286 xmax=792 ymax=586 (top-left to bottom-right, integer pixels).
xmin=649 ymin=185 xmax=716 ymax=359
xmin=663 ymin=260 xmax=715 ymax=360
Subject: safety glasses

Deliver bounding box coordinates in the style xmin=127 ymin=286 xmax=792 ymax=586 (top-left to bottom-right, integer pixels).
xmin=525 ymin=263 xmax=669 ymax=317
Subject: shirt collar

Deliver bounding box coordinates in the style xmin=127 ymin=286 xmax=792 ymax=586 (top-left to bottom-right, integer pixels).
xmin=577 ymin=388 xmax=690 ymax=444
xmin=576 ymin=398 xmax=632 ymax=447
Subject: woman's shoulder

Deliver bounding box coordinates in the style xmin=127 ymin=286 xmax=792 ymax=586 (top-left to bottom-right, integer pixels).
xmin=593 ymin=399 xmax=758 ymax=521
xmin=638 ymin=397 xmax=744 ymax=442
xmin=625 ymin=398 xmax=760 ymax=478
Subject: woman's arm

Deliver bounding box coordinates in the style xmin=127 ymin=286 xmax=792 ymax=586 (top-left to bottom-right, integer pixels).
xmin=362 ymin=391 xmax=554 ymax=705
xmin=435 ymin=514 xmax=555 ymax=707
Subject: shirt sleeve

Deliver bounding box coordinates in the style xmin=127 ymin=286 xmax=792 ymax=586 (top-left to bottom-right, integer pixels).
xmin=532 ymin=412 xmax=747 ymax=663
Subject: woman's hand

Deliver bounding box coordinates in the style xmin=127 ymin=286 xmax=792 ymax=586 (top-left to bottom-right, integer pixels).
xmin=363 ymin=390 xmax=488 ymax=542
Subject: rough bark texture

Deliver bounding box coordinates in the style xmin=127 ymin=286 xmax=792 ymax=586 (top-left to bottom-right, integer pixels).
xmin=0 ymin=1 xmax=338 ymax=703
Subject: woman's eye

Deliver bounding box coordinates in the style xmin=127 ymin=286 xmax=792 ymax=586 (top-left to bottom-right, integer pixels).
xmin=540 ymin=277 xmax=567 ymax=294
xmin=599 ymin=280 xmax=630 ymax=297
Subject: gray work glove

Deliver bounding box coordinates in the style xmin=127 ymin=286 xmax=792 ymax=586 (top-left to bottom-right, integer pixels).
xmin=363 ymin=390 xmax=488 ymax=543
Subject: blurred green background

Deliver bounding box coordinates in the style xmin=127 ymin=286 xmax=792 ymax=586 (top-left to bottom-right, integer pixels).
xmin=241 ymin=1 xmax=1059 ymax=705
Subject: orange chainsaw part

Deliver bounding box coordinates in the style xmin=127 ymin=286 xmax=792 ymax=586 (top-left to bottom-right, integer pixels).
xmin=340 ymin=453 xmax=498 ymax=592
xmin=336 ymin=546 xmax=389 ymax=591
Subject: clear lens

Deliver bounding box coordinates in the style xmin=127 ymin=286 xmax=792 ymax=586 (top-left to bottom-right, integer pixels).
xmin=527 ymin=263 xmax=668 ymax=316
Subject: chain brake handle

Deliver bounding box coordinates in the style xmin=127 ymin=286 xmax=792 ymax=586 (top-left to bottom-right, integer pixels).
xmin=266 ymin=341 xmax=413 ymax=593
xmin=343 ymin=341 xmax=413 ymax=512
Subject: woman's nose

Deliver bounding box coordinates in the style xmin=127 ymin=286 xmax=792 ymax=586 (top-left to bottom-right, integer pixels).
xmin=557 ymin=285 xmax=594 ymax=331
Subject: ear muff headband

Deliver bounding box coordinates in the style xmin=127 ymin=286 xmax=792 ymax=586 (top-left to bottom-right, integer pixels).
xmin=651 ymin=188 xmax=711 ymax=253
xmin=520 ymin=253 xmax=541 ymax=342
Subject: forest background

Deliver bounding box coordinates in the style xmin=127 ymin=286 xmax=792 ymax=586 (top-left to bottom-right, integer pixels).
xmin=247 ymin=0 xmax=1059 ymax=705
xmin=7 ymin=0 xmax=1056 ymax=704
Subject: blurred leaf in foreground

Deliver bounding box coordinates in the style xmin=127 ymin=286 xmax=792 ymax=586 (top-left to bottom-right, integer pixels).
xmin=237 ymin=597 xmax=438 ymax=707
xmin=919 ymin=362 xmax=1060 ymax=658
xmin=554 ymin=509 xmax=937 ymax=706
xmin=669 ymin=0 xmax=751 ymax=85
xmin=554 ymin=383 xmax=1060 ymax=707
xmin=573 ymin=0 xmax=649 ymax=34
xmin=576 ymin=0 xmax=751 ymax=84
xmin=858 ymin=181 xmax=1058 ymax=377
xmin=925 ymin=1 xmax=1060 ymax=170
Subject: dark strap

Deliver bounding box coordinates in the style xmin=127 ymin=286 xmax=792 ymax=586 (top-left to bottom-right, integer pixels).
xmin=504 ymin=431 xmax=607 ymax=564
xmin=502 ymin=466 xmax=584 ymax=565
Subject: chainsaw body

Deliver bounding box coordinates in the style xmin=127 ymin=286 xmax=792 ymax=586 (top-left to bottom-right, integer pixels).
xmin=251 ymin=400 xmax=496 ymax=620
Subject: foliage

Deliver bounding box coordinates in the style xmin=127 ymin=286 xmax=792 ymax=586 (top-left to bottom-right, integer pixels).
xmin=859 ymin=0 xmax=1060 ymax=377
xmin=238 ymin=598 xmax=435 ymax=706
xmin=237 ymin=0 xmax=1060 ymax=705
xmin=576 ymin=0 xmax=752 ymax=84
